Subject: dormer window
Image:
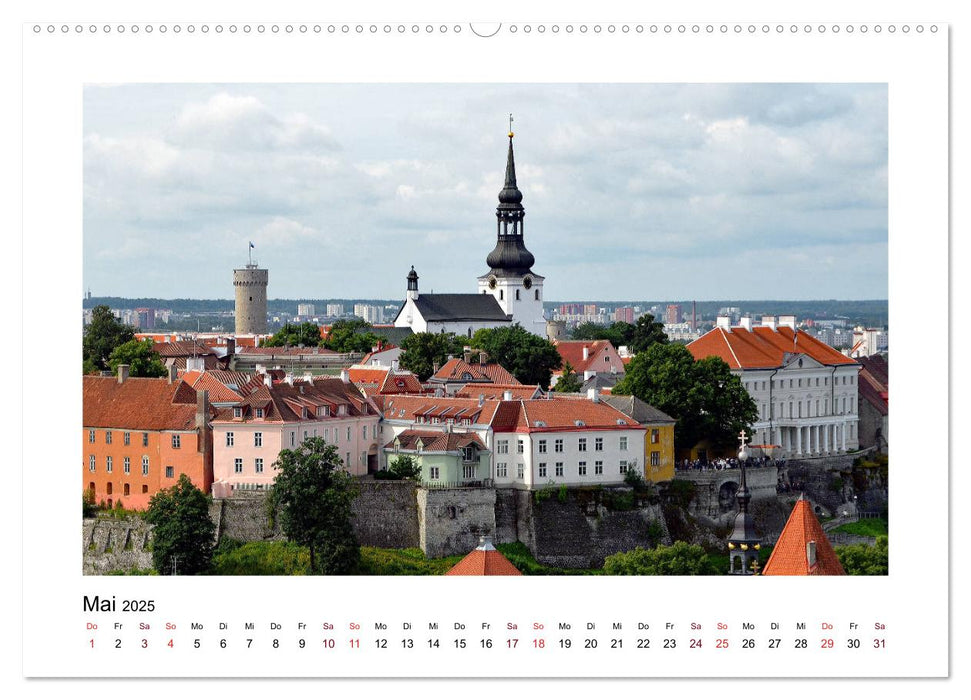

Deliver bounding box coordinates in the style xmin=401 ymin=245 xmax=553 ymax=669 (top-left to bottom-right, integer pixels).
xmin=416 ymin=440 xmax=424 ymax=454
xmin=302 ymin=408 xmax=308 ymax=418
xmin=338 ymin=404 xmax=347 ymax=415
xmin=462 ymin=372 xmax=473 ymax=381
xmin=462 ymin=446 xmax=475 ymax=462
xmin=233 ymin=407 xmax=242 ymax=419
xmin=255 ymin=408 xmax=264 ymax=419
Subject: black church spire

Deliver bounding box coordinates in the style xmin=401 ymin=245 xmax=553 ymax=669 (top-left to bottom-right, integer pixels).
xmin=486 ymin=122 xmax=535 ymax=276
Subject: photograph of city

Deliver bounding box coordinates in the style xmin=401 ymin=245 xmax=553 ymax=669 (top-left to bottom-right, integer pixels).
xmin=81 ymin=83 xmax=889 ymax=577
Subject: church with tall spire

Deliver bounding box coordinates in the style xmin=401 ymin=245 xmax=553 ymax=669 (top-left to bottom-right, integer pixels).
xmin=392 ymin=120 xmax=547 ymax=337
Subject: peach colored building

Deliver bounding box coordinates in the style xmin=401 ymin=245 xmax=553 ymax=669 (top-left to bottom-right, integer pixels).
xmin=552 ymin=340 xmax=626 ymax=384
xmin=83 ymin=368 xmax=213 ymax=511
xmin=211 ymin=376 xmax=381 ymax=496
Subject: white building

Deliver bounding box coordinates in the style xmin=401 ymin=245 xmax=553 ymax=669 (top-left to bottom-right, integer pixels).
xmin=688 ymin=315 xmax=861 ymax=459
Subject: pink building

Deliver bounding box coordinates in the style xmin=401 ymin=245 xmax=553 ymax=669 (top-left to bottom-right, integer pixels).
xmin=211 ymin=376 xmax=381 ymax=497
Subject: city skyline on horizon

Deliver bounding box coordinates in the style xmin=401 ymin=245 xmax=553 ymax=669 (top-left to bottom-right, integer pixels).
xmin=84 ymin=83 xmax=888 ymax=302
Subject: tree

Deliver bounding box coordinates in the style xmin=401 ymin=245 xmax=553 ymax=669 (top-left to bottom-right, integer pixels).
xmin=144 ymin=474 xmax=216 ymax=575
xmin=322 ymin=319 xmax=386 ymax=354
xmin=265 ymin=321 xmax=323 ymax=348
xmin=83 ymin=304 xmax=135 ymax=373
xmin=471 ymin=325 xmax=562 ymax=388
xmin=108 ymin=339 xmax=168 ymax=378
xmin=836 ymin=535 xmax=888 ymax=575
xmin=398 ymin=331 xmax=465 ymax=380
xmin=603 ymin=542 xmax=715 ymax=575
xmin=628 ymin=314 xmax=669 ymax=355
xmin=267 ymin=437 xmax=360 ymax=574
xmin=553 ymin=361 xmax=583 ymax=393
xmin=389 ymin=455 xmax=422 ymax=480
xmin=612 ymin=343 xmax=757 ymax=450
xmin=571 ymin=321 xmax=630 ymax=347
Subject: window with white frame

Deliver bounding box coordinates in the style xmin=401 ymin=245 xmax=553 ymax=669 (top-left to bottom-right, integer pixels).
xmin=619 ymin=459 xmax=628 ymax=474
xmin=538 ymin=463 xmax=547 ymax=478
xmin=538 ymin=439 xmax=547 ymax=454
xmin=234 ymin=458 xmax=243 ymax=474
xmin=142 ymin=456 xmax=149 ymax=476
xmin=290 ymin=431 xmax=296 ymax=447
xmin=362 ymin=426 xmax=367 ymax=440
xmin=497 ymin=440 xmax=509 ymax=454
xmin=106 ymin=456 xmax=113 ymax=473
xmin=595 ymin=460 xmax=603 ymax=475
xmin=124 ymin=457 xmax=130 ymax=474
xmin=650 ymin=451 xmax=660 ymax=467
xmin=254 ymin=432 xmax=262 ymax=447
xmin=89 ymin=455 xmax=95 ymax=472
xmin=555 ymin=462 xmax=564 ymax=477
xmin=651 ymin=429 xmax=659 ymax=444
xmin=516 ymin=464 xmax=524 ymax=479
xmin=105 ymin=431 xmax=112 ymax=444
xmin=233 ymin=407 xmax=242 ymax=418
xmin=595 ymin=437 xmax=603 ymax=451
xmin=619 ymin=436 xmax=628 ymax=451
xmin=142 ymin=432 xmax=149 ymax=447
xmin=578 ymin=438 xmax=587 ymax=452
xmin=462 ymin=446 xmax=475 ymax=462
xmin=554 ymin=439 xmax=563 ymax=453
xmin=256 ymin=408 xmax=264 ymax=418
xmin=226 ymin=432 xmax=234 ymax=447
xmin=172 ymin=434 xmax=181 ymax=449
xmin=165 ymin=466 xmax=174 ymax=478
xmin=255 ymin=458 xmax=264 ymax=474
xmin=346 ymin=427 xmax=351 ymax=441
xmin=517 ymin=439 xmax=524 ymax=454
xmin=88 ymin=430 xmax=95 ymax=443
xmin=496 ymin=462 xmax=508 ymax=478
xmin=578 ymin=461 xmax=587 ymax=476
xmin=430 ymin=466 xmax=440 ymax=480
xmin=123 ymin=432 xmax=130 ymax=446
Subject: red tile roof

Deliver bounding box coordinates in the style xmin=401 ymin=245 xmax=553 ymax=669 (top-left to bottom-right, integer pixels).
xmin=553 ymin=340 xmax=621 ymax=375
xmin=431 ymin=358 xmax=519 ymax=386
xmin=183 ymin=371 xmax=248 ymax=404
xmin=83 ymin=376 xmax=204 ymax=431
xmin=380 ymin=394 xmax=502 ymax=426
xmin=490 ymin=396 xmax=640 ymax=433
xmin=454 ymin=384 xmax=543 ymax=400
xmin=348 ymin=367 xmax=424 ymax=396
xmin=211 ymin=378 xmax=374 ymax=424
xmin=153 ymin=340 xmax=219 ymax=358
xmin=687 ymin=326 xmax=858 ymax=370
xmin=445 ymin=539 xmax=522 ymax=576
xmin=387 ymin=429 xmax=485 ymax=453
xmin=761 ymin=497 xmax=845 ymax=576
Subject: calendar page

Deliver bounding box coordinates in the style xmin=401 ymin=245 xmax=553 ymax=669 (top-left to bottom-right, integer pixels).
xmin=16 ymin=0 xmax=957 ymax=694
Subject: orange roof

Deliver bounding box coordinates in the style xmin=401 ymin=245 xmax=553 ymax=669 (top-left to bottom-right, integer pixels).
xmin=347 ymin=367 xmax=424 ymax=396
xmin=83 ymin=376 xmax=203 ymax=431
xmin=431 ymin=358 xmax=519 ymax=386
xmin=445 ymin=538 xmax=522 ymax=576
xmin=380 ymin=394 xmax=502 ymax=425
xmin=687 ymin=326 xmax=858 ymax=370
xmin=183 ymin=370 xmax=248 ymax=404
xmin=454 ymin=384 xmax=543 ymax=400
xmin=387 ymin=429 xmax=485 ymax=453
xmin=493 ymin=396 xmax=640 ymax=433
xmin=554 ymin=340 xmax=617 ymax=374
xmin=761 ymin=498 xmax=845 ymax=576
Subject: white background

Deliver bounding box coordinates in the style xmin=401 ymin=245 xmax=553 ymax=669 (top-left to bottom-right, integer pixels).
xmin=7 ymin=0 xmax=965 ymax=697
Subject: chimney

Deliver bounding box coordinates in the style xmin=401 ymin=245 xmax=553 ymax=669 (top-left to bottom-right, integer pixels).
xmin=340 ymin=369 xmax=350 ymax=383
xmin=226 ymin=337 xmax=235 ymax=356
xmin=503 ymin=390 xmax=513 ymax=401
xmin=433 ymin=360 xmax=440 ymax=373
xmin=806 ymin=541 xmax=817 ymax=567
xmin=264 ymin=374 xmax=273 ymax=388
xmin=186 ymin=355 xmax=205 ymax=373
xmin=195 ymin=389 xmax=209 ymax=429
xmin=117 ymin=364 xmax=130 ymax=384
xmin=716 ymin=315 xmax=731 ymax=330
xmin=779 ymin=315 xmax=796 ymax=330
xmin=478 ymin=351 xmax=488 ymax=365
xmin=587 ymin=388 xmax=600 ymax=403
xmin=582 ymin=346 xmax=590 ymax=361
xmin=463 ymin=350 xmax=471 ymax=363
xmin=739 ymin=316 xmax=753 ymax=331
xmin=303 ymin=372 xmax=313 ymax=383
xmin=762 ymin=315 xmax=777 ymax=330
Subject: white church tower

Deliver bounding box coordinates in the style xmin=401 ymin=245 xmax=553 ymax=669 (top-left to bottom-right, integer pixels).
xmin=476 ymin=122 xmax=546 ymax=335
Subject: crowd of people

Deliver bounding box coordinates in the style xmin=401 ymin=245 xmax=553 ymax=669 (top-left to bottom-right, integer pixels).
xmin=676 ymin=455 xmax=777 ymax=471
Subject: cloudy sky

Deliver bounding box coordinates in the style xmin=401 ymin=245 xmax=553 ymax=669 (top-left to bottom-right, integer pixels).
xmin=83 ymin=83 xmax=887 ymax=302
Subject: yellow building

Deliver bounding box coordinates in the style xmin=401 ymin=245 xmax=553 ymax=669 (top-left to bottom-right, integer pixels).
xmin=601 ymin=395 xmax=676 ymax=483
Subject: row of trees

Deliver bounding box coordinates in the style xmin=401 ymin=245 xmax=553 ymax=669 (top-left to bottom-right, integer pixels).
xmin=264 ymin=319 xmax=387 ymax=354
xmin=571 ymin=314 xmax=668 ymax=354
xmin=398 ymin=325 xmax=562 ymax=387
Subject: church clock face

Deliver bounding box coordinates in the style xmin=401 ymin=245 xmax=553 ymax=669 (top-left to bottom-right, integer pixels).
xmin=488 ymin=276 xmax=497 ymax=290
xmin=523 ymin=276 xmax=533 ymax=290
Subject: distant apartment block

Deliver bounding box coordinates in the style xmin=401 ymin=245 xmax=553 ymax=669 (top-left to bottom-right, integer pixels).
xmin=354 ymin=303 xmax=385 ymax=325
xmin=297 ymin=303 xmax=315 ymax=317
xmin=665 ymin=304 xmax=683 ymax=325
xmin=614 ymin=306 xmax=635 ymax=324
xmin=326 ymin=303 xmax=345 ymax=317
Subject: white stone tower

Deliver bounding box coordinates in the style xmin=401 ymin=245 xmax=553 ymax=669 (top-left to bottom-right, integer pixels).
xmin=234 ymin=244 xmax=268 ymax=335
